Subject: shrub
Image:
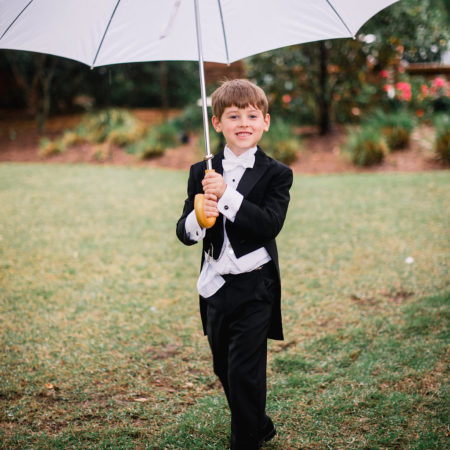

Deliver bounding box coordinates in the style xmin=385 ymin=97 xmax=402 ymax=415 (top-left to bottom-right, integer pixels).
xmin=363 ymin=110 xmax=414 ymax=150
xmin=38 ymin=109 xmax=147 ymax=159
xmin=74 ymin=109 xmax=145 ymax=145
xmin=343 ymin=126 xmax=388 ymax=167
xmin=259 ymin=119 xmax=300 ymax=165
xmin=172 ymin=104 xmax=204 ymax=138
xmin=61 ymin=130 xmax=86 ymax=148
xmin=127 ymin=121 xmax=178 ymax=159
xmin=434 ymin=115 xmax=450 ymax=163
xmin=38 ymin=138 xmax=64 ymax=157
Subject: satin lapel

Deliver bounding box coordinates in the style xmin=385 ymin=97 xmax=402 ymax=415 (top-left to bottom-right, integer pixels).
xmin=211 ymin=150 xmax=225 ymax=175
xmin=236 ymin=148 xmax=269 ymax=198
xmin=208 ymin=150 xmax=224 ymax=259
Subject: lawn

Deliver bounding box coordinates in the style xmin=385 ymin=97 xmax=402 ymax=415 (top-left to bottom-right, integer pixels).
xmin=0 ymin=163 xmax=448 ymax=449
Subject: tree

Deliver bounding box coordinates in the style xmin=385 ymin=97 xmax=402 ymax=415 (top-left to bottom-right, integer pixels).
xmin=0 ymin=50 xmax=199 ymax=130
xmin=247 ymin=0 xmax=450 ymax=134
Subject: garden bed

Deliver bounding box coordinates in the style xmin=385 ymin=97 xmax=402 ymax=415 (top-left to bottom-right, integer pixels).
xmin=0 ymin=109 xmax=446 ymax=173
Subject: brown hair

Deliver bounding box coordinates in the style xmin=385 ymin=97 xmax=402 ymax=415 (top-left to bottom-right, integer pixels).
xmin=211 ymin=79 xmax=268 ymax=120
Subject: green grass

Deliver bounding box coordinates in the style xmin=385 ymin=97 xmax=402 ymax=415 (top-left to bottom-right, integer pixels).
xmin=0 ymin=163 xmax=448 ymax=449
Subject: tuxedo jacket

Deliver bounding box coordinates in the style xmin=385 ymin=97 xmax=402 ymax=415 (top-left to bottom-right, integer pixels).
xmin=176 ymin=146 xmax=293 ymax=340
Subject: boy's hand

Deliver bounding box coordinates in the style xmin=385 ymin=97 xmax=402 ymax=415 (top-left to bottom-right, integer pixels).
xmin=202 ymin=171 xmax=227 ymax=199
xmin=203 ymin=193 xmax=219 ymax=218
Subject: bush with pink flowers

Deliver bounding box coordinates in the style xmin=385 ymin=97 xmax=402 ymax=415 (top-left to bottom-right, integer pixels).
xmin=380 ymin=76 xmax=450 ymax=118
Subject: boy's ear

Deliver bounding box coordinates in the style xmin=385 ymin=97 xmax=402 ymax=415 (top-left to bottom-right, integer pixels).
xmin=211 ymin=116 xmax=221 ymax=132
xmin=264 ymin=113 xmax=270 ymax=132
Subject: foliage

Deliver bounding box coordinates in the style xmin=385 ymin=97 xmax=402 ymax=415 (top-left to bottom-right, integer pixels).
xmin=380 ymin=75 xmax=450 ymax=118
xmin=39 ymin=108 xmax=147 ymax=155
xmin=38 ymin=137 xmax=64 ymax=157
xmin=75 ymin=108 xmax=146 ymax=144
xmin=171 ymin=104 xmax=205 ymax=135
xmin=260 ymin=119 xmax=300 ymax=164
xmin=0 ymin=50 xmax=200 ymax=121
xmin=362 ymin=0 xmax=450 ymax=64
xmin=363 ymin=110 xmax=415 ymax=150
xmin=433 ymin=114 xmax=450 ymax=163
xmin=127 ymin=121 xmax=179 ymax=159
xmin=343 ymin=125 xmax=388 ymax=166
xmin=0 ymin=165 xmax=448 ymax=448
xmin=247 ymin=0 xmax=450 ymax=131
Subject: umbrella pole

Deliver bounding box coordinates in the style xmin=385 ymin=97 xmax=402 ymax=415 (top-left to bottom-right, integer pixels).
xmin=193 ymin=0 xmax=213 ymax=171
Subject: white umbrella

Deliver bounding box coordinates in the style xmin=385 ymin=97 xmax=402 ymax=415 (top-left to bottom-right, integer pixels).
xmin=0 ymin=0 xmax=399 ymax=225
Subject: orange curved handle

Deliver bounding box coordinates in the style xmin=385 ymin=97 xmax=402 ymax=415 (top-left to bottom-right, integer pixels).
xmin=194 ymin=193 xmax=216 ymax=229
xmin=194 ymin=169 xmax=216 ymax=229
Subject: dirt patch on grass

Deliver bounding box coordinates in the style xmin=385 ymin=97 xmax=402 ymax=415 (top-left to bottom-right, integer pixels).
xmin=0 ymin=111 xmax=447 ymax=173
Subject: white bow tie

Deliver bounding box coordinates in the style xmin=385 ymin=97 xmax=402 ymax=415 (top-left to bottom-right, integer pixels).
xmin=222 ymin=154 xmax=255 ymax=172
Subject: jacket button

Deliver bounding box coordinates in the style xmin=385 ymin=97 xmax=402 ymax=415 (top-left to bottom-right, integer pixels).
xmin=224 ymin=205 xmax=229 ymax=210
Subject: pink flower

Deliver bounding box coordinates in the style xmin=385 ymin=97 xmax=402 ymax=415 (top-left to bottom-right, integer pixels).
xmin=380 ymin=70 xmax=389 ymax=78
xmin=433 ymin=77 xmax=445 ymax=88
xmin=395 ymin=82 xmax=411 ymax=101
xmin=282 ymin=94 xmax=292 ymax=104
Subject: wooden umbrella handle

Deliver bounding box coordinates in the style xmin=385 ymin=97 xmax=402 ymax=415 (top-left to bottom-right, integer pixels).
xmin=194 ymin=169 xmax=216 ymax=229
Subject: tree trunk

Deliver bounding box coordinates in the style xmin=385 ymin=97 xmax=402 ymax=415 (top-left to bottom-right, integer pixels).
xmin=37 ymin=56 xmax=56 ymax=132
xmin=318 ymin=41 xmax=331 ymax=135
xmin=160 ymin=61 xmax=169 ymax=121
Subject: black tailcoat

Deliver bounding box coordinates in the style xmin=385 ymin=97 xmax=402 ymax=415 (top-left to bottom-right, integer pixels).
xmin=176 ymin=146 xmax=293 ymax=340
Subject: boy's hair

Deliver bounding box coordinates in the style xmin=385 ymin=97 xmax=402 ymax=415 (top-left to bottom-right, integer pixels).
xmin=211 ymin=79 xmax=268 ymax=120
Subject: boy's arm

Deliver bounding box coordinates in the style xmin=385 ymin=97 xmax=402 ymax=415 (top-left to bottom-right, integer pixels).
xmin=232 ymin=164 xmax=293 ymax=241
xmin=176 ymin=164 xmax=218 ymax=245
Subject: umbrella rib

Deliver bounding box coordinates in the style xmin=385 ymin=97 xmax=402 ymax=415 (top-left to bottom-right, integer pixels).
xmin=325 ymin=0 xmax=354 ymax=38
xmin=0 ymin=0 xmax=35 ymax=41
xmin=91 ymin=0 xmax=122 ymax=68
xmin=217 ymin=0 xmax=230 ymax=65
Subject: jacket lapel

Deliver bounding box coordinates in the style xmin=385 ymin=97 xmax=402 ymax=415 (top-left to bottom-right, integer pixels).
xmin=236 ymin=147 xmax=269 ymax=198
xmin=211 ymin=150 xmax=225 ymax=175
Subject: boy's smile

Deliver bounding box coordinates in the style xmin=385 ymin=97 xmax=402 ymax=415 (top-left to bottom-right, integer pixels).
xmin=212 ymin=105 xmax=270 ymax=156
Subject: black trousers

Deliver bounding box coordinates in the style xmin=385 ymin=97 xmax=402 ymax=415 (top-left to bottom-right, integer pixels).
xmin=205 ymin=262 xmax=277 ymax=449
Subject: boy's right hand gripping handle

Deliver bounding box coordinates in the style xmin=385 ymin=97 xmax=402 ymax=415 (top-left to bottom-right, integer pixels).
xmin=194 ymin=169 xmax=216 ymax=229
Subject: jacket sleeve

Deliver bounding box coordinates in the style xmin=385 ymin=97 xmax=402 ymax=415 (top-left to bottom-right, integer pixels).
xmin=176 ymin=163 xmax=202 ymax=246
xmin=233 ymin=163 xmax=293 ymax=241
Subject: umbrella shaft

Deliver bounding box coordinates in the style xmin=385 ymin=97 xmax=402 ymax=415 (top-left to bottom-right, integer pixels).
xmin=194 ymin=0 xmax=213 ymax=170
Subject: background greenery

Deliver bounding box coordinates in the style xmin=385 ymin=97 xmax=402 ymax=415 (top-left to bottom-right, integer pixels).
xmin=1 ymin=0 xmax=448 ymax=133
xmin=0 ymin=164 xmax=448 ymax=448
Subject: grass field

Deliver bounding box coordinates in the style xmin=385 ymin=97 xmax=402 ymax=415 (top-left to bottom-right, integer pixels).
xmin=0 ymin=163 xmax=448 ymax=449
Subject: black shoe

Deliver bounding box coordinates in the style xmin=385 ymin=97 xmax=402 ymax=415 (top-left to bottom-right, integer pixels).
xmin=259 ymin=416 xmax=276 ymax=444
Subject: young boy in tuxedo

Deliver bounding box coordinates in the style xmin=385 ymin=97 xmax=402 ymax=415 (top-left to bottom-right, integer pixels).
xmin=176 ymin=79 xmax=293 ymax=449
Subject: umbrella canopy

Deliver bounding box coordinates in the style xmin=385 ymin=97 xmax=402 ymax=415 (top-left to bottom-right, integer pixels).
xmin=1 ymin=0 xmax=399 ymax=68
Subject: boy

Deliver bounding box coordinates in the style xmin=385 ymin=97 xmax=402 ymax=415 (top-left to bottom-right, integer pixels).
xmin=176 ymin=79 xmax=293 ymax=449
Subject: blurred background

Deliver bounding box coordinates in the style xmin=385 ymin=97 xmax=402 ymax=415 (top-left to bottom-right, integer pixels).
xmin=0 ymin=0 xmax=449 ymax=169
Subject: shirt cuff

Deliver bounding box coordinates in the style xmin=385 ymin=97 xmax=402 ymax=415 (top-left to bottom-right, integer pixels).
xmin=217 ymin=185 xmax=243 ymax=222
xmin=185 ymin=210 xmax=206 ymax=242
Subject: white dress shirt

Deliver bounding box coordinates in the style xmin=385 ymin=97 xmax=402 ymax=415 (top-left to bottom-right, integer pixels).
xmin=185 ymin=145 xmax=271 ymax=298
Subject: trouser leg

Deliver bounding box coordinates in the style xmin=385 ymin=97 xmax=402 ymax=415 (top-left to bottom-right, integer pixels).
xmin=205 ymin=266 xmax=275 ymax=449
xmin=227 ymin=299 xmax=271 ymax=449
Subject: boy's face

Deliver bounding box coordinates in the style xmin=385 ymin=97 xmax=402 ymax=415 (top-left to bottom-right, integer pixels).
xmin=212 ymin=105 xmax=270 ymax=156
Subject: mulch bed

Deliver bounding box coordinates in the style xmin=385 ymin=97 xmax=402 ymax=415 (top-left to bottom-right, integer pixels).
xmin=0 ymin=111 xmax=446 ymax=174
